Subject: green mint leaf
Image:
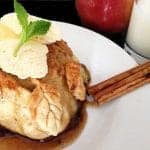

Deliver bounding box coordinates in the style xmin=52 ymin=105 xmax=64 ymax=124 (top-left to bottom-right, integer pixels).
xmin=13 ymin=0 xmax=51 ymax=57
xmin=13 ymin=20 xmax=50 ymax=57
xmin=26 ymin=20 xmax=51 ymax=40
xmin=13 ymin=30 xmax=27 ymax=57
xmin=14 ymin=0 xmax=28 ymax=30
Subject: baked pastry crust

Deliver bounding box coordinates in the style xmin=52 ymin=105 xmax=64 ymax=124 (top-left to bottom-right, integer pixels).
xmin=0 ymin=40 xmax=89 ymax=139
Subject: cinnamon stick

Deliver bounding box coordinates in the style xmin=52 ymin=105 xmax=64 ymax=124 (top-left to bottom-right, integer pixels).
xmin=88 ymin=62 xmax=150 ymax=105
xmin=95 ymin=77 xmax=150 ymax=105
xmin=88 ymin=62 xmax=150 ymax=95
xmin=94 ymin=67 xmax=149 ymax=99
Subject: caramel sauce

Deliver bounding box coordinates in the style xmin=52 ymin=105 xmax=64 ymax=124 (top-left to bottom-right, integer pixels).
xmin=0 ymin=102 xmax=87 ymax=150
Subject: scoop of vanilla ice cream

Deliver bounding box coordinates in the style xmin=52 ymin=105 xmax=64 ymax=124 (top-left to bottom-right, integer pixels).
xmin=0 ymin=13 xmax=63 ymax=79
xmin=0 ymin=13 xmax=62 ymax=44
xmin=0 ymin=23 xmax=18 ymax=40
xmin=0 ymin=39 xmax=48 ymax=79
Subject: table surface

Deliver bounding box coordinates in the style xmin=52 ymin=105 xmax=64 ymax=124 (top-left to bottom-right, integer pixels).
xmin=0 ymin=0 xmax=125 ymax=47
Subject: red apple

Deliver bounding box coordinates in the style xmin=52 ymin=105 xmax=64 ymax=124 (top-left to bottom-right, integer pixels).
xmin=75 ymin=0 xmax=134 ymax=33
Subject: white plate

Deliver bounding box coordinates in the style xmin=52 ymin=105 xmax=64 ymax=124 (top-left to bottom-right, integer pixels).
xmin=55 ymin=21 xmax=150 ymax=150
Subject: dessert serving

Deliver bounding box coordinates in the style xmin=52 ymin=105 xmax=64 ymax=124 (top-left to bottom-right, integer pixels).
xmin=0 ymin=0 xmax=149 ymax=149
xmin=0 ymin=0 xmax=90 ymax=142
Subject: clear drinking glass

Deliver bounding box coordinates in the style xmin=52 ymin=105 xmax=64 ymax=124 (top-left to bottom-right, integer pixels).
xmin=125 ymin=0 xmax=150 ymax=63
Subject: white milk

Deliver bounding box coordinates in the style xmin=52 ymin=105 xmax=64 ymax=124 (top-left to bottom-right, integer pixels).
xmin=126 ymin=0 xmax=150 ymax=59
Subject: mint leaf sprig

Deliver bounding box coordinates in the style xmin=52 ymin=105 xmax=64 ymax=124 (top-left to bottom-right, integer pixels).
xmin=13 ymin=0 xmax=51 ymax=57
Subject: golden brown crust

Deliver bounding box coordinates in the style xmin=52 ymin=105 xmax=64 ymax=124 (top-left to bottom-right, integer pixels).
xmin=45 ymin=40 xmax=89 ymax=101
xmin=0 ymin=40 xmax=90 ymax=139
xmin=65 ymin=62 xmax=86 ymax=100
xmin=46 ymin=40 xmax=73 ymax=77
xmin=0 ymin=70 xmax=17 ymax=90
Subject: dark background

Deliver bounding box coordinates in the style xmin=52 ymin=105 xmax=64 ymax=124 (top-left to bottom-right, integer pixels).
xmin=0 ymin=0 xmax=125 ymax=47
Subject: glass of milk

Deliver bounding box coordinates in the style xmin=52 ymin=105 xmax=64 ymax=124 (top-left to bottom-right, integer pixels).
xmin=125 ymin=0 xmax=150 ymax=63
